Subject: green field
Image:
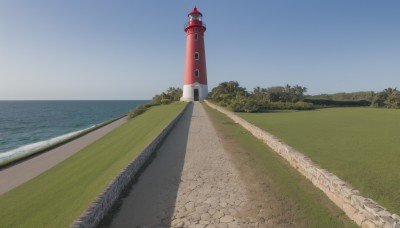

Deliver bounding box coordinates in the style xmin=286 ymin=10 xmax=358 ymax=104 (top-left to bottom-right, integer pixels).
xmin=204 ymin=104 xmax=356 ymax=227
xmin=0 ymin=102 xmax=186 ymax=227
xmin=237 ymin=107 xmax=400 ymax=215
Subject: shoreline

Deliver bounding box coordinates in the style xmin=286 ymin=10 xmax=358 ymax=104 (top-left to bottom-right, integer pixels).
xmin=0 ymin=115 xmax=127 ymax=169
xmin=0 ymin=115 xmax=128 ymax=195
xmin=0 ymin=100 xmax=151 ymax=167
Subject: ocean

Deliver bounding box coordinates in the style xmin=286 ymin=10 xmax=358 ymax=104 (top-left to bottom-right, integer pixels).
xmin=0 ymin=100 xmax=149 ymax=162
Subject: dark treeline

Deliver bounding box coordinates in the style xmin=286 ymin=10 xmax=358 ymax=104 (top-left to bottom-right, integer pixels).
xmin=208 ymin=81 xmax=313 ymax=112
xmin=305 ymin=91 xmax=373 ymax=107
xmin=307 ymin=88 xmax=400 ymax=109
xmin=208 ymin=81 xmax=400 ymax=112
xmin=127 ymin=84 xmax=400 ymax=118
xmin=307 ymin=91 xmax=375 ymax=101
xmin=304 ymin=99 xmax=371 ymax=107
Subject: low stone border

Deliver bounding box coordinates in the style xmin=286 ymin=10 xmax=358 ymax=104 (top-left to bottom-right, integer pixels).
xmin=70 ymin=103 xmax=190 ymax=228
xmin=205 ymin=100 xmax=400 ymax=228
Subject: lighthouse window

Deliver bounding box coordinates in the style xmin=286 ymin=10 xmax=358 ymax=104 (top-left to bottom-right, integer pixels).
xmin=189 ymin=14 xmax=202 ymax=21
xmin=194 ymin=33 xmax=198 ymax=40
xmin=194 ymin=52 xmax=199 ymax=60
xmin=194 ymin=69 xmax=200 ymax=78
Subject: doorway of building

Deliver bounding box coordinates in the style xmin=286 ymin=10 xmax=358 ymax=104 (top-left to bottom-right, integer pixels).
xmin=194 ymin=89 xmax=199 ymax=101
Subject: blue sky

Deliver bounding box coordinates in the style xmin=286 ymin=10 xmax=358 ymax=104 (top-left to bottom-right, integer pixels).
xmin=1 ymin=1 xmax=399 ymax=100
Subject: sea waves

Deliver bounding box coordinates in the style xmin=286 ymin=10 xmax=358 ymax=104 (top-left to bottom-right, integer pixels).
xmin=0 ymin=125 xmax=95 ymax=163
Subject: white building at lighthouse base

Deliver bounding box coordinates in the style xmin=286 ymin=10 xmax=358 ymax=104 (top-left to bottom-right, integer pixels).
xmin=180 ymin=82 xmax=208 ymax=102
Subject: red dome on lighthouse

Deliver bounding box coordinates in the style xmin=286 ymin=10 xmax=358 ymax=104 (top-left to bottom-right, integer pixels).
xmin=185 ymin=6 xmax=206 ymax=32
xmin=188 ymin=7 xmax=203 ymax=16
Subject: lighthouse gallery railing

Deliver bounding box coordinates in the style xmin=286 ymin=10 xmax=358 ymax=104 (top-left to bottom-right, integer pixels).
xmin=184 ymin=22 xmax=206 ymax=29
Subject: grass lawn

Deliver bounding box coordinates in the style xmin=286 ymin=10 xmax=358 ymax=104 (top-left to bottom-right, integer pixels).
xmin=237 ymin=107 xmax=400 ymax=215
xmin=204 ymin=104 xmax=357 ymax=227
xmin=0 ymin=102 xmax=186 ymax=228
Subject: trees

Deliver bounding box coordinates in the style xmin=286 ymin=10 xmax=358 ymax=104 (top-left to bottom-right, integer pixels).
xmin=371 ymin=88 xmax=400 ymax=108
xmin=385 ymin=91 xmax=400 ymax=109
xmin=292 ymin=85 xmax=308 ymax=102
xmin=264 ymin=86 xmax=285 ymax=102
xmin=166 ymin=87 xmax=183 ymax=102
xmin=229 ymin=95 xmax=260 ymax=113
xmin=152 ymin=87 xmax=183 ymax=105
xmin=251 ymin=86 xmax=269 ymax=102
xmin=261 ymin=85 xmax=307 ymax=103
xmin=209 ymin=81 xmax=312 ymax=112
xmin=210 ymin=83 xmax=400 ymax=110
xmin=308 ymin=91 xmax=375 ymax=102
xmin=210 ymin=81 xmax=247 ymax=106
xmin=129 ymin=87 xmax=183 ymax=120
xmin=371 ymin=92 xmax=387 ymax=107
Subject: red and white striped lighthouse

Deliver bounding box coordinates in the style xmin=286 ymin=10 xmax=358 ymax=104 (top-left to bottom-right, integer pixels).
xmin=181 ymin=7 xmax=208 ymax=102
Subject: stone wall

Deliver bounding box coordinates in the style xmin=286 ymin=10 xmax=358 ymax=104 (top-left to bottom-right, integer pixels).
xmin=205 ymin=101 xmax=400 ymax=228
xmin=70 ymin=103 xmax=189 ymax=228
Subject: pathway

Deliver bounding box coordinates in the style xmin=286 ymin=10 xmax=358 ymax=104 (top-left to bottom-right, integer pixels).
xmin=107 ymin=102 xmax=259 ymax=228
xmin=0 ymin=117 xmax=127 ymax=195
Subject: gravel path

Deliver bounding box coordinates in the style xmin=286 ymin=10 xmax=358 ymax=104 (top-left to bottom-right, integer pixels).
xmin=107 ymin=102 xmax=259 ymax=227
xmin=169 ymin=103 xmax=256 ymax=227
xmin=0 ymin=117 xmax=127 ymax=195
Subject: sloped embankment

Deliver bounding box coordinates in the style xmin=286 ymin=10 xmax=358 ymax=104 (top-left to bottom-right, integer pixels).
xmin=0 ymin=102 xmax=186 ymax=228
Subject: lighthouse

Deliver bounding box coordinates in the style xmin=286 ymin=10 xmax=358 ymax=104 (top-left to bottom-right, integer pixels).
xmin=181 ymin=7 xmax=208 ymax=102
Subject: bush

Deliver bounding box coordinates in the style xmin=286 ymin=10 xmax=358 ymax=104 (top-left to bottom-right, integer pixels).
xmin=152 ymin=95 xmax=162 ymax=105
xmin=152 ymin=87 xmax=183 ymax=105
xmin=228 ymin=97 xmax=260 ymax=113
xmin=218 ymin=101 xmax=229 ymax=107
xmin=292 ymin=101 xmax=314 ymax=110
xmin=144 ymin=103 xmax=156 ymax=108
xmin=128 ymin=105 xmax=148 ymax=119
xmin=128 ymin=86 xmax=183 ymax=120
xmin=258 ymin=101 xmax=314 ymax=111
xmin=161 ymin=99 xmax=171 ymax=105
xmin=229 ymin=101 xmax=244 ymax=112
xmin=304 ymin=99 xmax=371 ymax=107
xmin=243 ymin=99 xmax=260 ymax=112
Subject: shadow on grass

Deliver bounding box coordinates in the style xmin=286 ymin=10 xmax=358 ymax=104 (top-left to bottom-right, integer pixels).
xmin=98 ymin=103 xmax=193 ymax=228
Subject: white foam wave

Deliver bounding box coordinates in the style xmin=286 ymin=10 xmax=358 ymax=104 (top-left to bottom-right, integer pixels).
xmin=0 ymin=125 xmax=96 ymax=163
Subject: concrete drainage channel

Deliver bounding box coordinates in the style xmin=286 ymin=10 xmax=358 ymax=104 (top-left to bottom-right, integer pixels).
xmin=70 ymin=103 xmax=190 ymax=228
xmin=205 ymin=100 xmax=400 ymax=228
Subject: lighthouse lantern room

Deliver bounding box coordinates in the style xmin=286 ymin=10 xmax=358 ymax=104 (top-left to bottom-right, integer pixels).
xmin=181 ymin=7 xmax=208 ymax=102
